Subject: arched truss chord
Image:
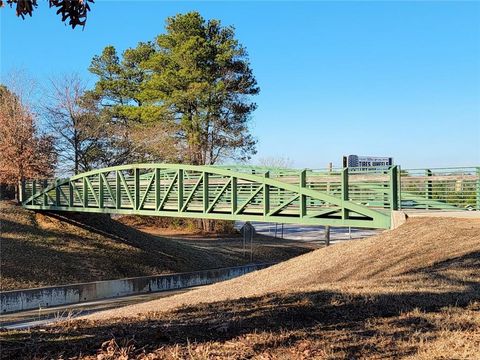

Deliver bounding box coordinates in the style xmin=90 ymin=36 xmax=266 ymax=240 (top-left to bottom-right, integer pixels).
xmin=21 ymin=164 xmax=393 ymax=229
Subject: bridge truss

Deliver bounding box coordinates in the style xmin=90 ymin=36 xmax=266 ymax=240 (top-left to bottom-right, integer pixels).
xmin=20 ymin=164 xmax=397 ymax=229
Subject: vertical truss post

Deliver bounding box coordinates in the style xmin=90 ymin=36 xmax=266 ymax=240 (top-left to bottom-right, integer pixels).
xmin=69 ymin=181 xmax=73 ymax=207
xmin=425 ymin=169 xmax=432 ymax=210
xmin=19 ymin=178 xmax=25 ymax=204
xmin=231 ymin=176 xmax=237 ymax=214
xmin=83 ymin=177 xmax=88 ymax=208
xmin=398 ymin=166 xmax=402 ymax=210
xmin=155 ymin=168 xmax=161 ymax=210
xmin=476 ymin=167 xmax=480 ymax=211
xmin=32 ymin=180 xmax=36 ymax=205
xmin=299 ymin=170 xmax=307 ymax=218
xmin=264 ymin=171 xmax=270 ymax=216
xmin=99 ymin=173 xmax=104 ymax=209
xmin=55 ymin=179 xmax=60 ymax=206
xmin=341 ymin=167 xmax=349 ymax=219
xmin=203 ymin=172 xmax=209 ymax=213
xmin=178 ymin=169 xmax=184 ymax=211
xmin=389 ymin=166 xmax=399 ymax=211
xmin=43 ymin=180 xmax=48 ymax=206
xmin=134 ymin=168 xmax=140 ymax=210
xmin=116 ymin=171 xmax=121 ymax=209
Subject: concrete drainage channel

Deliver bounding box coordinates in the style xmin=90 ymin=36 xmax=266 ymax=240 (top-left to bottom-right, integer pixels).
xmin=1 ymin=263 xmax=274 ymax=316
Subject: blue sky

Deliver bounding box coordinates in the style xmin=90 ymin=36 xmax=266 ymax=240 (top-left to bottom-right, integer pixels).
xmin=1 ymin=1 xmax=479 ymax=169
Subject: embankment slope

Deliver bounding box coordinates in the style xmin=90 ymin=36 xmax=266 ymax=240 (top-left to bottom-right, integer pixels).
xmin=2 ymin=216 xmax=479 ymax=359
xmin=89 ymin=216 xmax=480 ymax=319
xmin=0 ymin=201 xmax=309 ymax=290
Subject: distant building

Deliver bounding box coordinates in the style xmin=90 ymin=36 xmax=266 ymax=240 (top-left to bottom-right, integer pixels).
xmin=343 ymin=155 xmax=393 ymax=171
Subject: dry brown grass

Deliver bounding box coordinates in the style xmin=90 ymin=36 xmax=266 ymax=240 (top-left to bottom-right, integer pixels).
xmin=118 ymin=215 xmax=237 ymax=236
xmin=85 ymin=217 xmax=480 ymax=320
xmin=0 ymin=201 xmax=312 ymax=291
xmin=1 ymin=217 xmax=479 ymax=359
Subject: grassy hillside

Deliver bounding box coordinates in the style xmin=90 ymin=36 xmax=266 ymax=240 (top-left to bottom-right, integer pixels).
xmin=88 ymin=216 xmax=480 ymax=318
xmin=2 ymin=217 xmax=478 ymax=359
xmin=0 ymin=201 xmax=312 ymax=291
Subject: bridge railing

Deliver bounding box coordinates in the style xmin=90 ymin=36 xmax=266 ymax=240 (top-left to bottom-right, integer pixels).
xmin=216 ymin=166 xmax=399 ymax=211
xmin=21 ymin=166 xmax=479 ymax=214
xmin=399 ymin=167 xmax=480 ymax=211
xmin=19 ymin=164 xmax=478 ymax=230
xmin=20 ymin=178 xmax=63 ymax=204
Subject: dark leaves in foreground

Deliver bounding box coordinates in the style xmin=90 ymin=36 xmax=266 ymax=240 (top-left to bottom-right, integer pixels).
xmin=0 ymin=0 xmax=94 ymax=28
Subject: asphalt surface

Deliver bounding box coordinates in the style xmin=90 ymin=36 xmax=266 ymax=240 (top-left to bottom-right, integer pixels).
xmin=237 ymin=222 xmax=380 ymax=244
xmin=0 ymin=288 xmax=193 ymax=330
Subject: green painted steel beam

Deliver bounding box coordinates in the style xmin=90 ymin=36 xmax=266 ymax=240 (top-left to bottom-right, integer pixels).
xmin=22 ymin=204 xmax=390 ymax=228
xmin=21 ymin=163 xmax=398 ymax=229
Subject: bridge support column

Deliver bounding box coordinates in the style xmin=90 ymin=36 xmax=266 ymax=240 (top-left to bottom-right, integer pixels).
xmin=325 ymin=226 xmax=330 ymax=246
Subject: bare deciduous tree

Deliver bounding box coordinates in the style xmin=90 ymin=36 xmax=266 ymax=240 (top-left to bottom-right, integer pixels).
xmin=257 ymin=156 xmax=294 ymax=169
xmin=44 ymin=75 xmax=106 ymax=175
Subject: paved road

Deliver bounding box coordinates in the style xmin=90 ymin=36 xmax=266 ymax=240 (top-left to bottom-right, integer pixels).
xmin=0 ymin=288 xmax=193 ymax=330
xmin=236 ymin=222 xmax=380 ymax=245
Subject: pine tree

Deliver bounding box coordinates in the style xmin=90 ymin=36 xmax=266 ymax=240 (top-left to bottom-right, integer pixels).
xmin=88 ymin=11 xmax=260 ymax=165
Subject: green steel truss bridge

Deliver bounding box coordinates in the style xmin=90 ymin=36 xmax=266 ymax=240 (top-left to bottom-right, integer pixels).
xmin=20 ymin=164 xmax=480 ymax=230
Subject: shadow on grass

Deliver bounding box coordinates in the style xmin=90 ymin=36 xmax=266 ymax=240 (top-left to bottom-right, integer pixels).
xmin=2 ymin=251 xmax=479 ymax=359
